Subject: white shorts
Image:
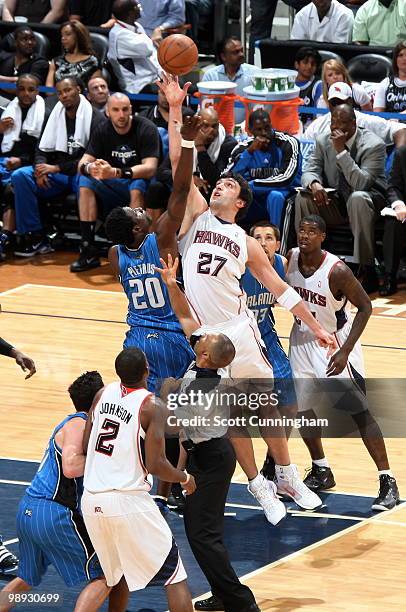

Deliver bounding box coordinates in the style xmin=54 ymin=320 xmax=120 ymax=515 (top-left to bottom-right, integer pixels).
xmin=81 ymin=490 xmax=186 ymax=591
xmin=289 ymin=329 xmax=367 ymax=414
xmin=198 ymin=311 xmax=274 ymax=381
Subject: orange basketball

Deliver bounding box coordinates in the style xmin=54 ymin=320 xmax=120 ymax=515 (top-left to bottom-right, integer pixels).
xmin=157 ymin=34 xmax=198 ymax=76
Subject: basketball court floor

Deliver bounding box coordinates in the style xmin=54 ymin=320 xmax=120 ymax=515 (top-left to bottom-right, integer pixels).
xmin=0 ymin=254 xmax=405 ymax=611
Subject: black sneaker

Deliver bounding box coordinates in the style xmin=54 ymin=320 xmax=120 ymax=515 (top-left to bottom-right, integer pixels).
xmin=303 ymin=465 xmax=336 ymax=491
xmin=70 ymin=248 xmax=101 ymax=273
xmin=14 ymin=238 xmax=54 ymax=258
xmin=0 ymin=231 xmax=13 ymax=260
xmin=372 ymin=475 xmax=400 ymax=512
xmin=167 ymin=482 xmax=185 ymax=512
xmin=260 ymin=454 xmax=275 ymax=481
xmin=0 ymin=543 xmax=18 ymax=575
xmin=194 ymin=595 xmax=225 ymax=611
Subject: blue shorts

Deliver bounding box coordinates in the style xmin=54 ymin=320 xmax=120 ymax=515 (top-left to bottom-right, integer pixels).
xmin=0 ymin=157 xmax=12 ymax=187
xmin=124 ymin=327 xmax=194 ymax=392
xmin=263 ymin=330 xmax=297 ymax=407
xmin=79 ymin=176 xmax=148 ymax=213
xmin=17 ymin=495 xmax=102 ymax=587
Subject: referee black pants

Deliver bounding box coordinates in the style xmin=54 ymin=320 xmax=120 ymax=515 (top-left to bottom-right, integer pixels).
xmin=183 ymin=438 xmax=257 ymax=612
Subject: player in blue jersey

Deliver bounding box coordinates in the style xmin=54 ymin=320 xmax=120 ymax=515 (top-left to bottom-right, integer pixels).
xmin=241 ymin=221 xmax=298 ymax=480
xmin=104 ymin=75 xmax=202 ymax=512
xmin=0 ymin=372 xmax=128 ymax=612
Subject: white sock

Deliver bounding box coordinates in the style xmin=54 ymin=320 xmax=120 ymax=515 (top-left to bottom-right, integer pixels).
xmin=378 ymin=470 xmax=393 ymax=477
xmin=248 ymin=472 xmax=260 ymax=484
xmin=275 ymin=464 xmax=294 ymax=478
xmin=313 ymin=458 xmax=330 ymax=468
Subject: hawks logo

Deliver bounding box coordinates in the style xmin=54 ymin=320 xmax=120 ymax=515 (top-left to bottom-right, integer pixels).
xmin=94 ymin=507 xmax=103 ymax=513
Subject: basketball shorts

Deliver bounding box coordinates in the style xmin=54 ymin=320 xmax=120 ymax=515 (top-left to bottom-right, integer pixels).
xmin=289 ymin=329 xmax=367 ymax=414
xmin=17 ymin=495 xmax=102 ymax=587
xmin=81 ymin=490 xmax=186 ymax=591
xmin=262 ymin=329 xmax=296 ymax=407
xmin=124 ymin=327 xmax=195 ymax=392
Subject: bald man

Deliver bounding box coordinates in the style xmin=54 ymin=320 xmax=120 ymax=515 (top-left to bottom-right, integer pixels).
xmin=194 ymin=107 xmax=237 ymax=194
xmin=72 ymin=93 xmax=160 ymax=272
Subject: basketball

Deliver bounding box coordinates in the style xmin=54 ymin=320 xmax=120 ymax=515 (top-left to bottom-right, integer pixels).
xmin=157 ymin=34 xmax=199 ymax=76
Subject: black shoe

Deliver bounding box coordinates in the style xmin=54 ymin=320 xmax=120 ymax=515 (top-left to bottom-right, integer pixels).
xmin=0 ymin=543 xmax=18 ymax=575
xmin=260 ymin=454 xmax=275 ymax=481
xmin=378 ymin=276 xmax=398 ymax=297
xmin=194 ymin=595 xmax=225 ymax=611
xmin=70 ymin=247 xmax=101 ymax=273
xmin=358 ymin=265 xmax=378 ymax=294
xmin=372 ymin=474 xmax=400 ymax=511
xmin=167 ymin=482 xmax=185 ymax=512
xmin=14 ymin=237 xmax=53 ymax=258
xmin=303 ymin=465 xmax=336 ymax=491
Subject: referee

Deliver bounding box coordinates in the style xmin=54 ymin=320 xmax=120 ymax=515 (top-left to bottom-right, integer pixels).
xmin=157 ymin=256 xmax=260 ymax=612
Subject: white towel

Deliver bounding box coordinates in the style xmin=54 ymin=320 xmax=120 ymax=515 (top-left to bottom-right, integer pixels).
xmin=1 ymin=95 xmax=45 ymax=154
xmin=39 ymin=94 xmax=93 ymax=153
xmin=207 ymin=123 xmax=226 ymax=163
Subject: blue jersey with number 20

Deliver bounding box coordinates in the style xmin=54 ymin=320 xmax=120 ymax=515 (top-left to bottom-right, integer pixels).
xmin=118 ymin=235 xmax=184 ymax=333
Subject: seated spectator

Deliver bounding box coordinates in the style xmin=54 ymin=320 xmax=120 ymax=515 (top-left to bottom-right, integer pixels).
xmin=225 ymin=108 xmax=301 ymax=228
xmin=2 ymin=0 xmax=67 ymax=23
xmin=318 ymin=59 xmax=372 ymax=111
xmin=68 ymin=0 xmax=114 ymax=26
xmin=139 ymin=88 xmax=172 ymax=130
xmin=0 ymin=27 xmax=49 ymax=103
xmin=194 ymin=106 xmax=237 ymax=192
xmin=294 ymin=46 xmax=323 ymax=129
xmin=352 ymin=0 xmax=406 ymax=47
xmin=374 ymin=40 xmax=406 ymax=113
xmin=0 ymin=74 xmax=46 ymax=260
xmin=185 ymin=0 xmax=214 ymax=42
xmin=138 ymin=0 xmax=185 ymax=47
xmin=303 ymin=82 xmax=406 ymax=146
xmin=290 ymin=0 xmax=354 ymax=44
xmin=87 ymin=76 xmax=109 ymax=112
xmin=108 ymin=0 xmax=160 ymax=95
xmin=71 ymin=92 xmax=160 ymax=272
xmin=202 ymin=36 xmax=257 ymax=124
xmin=11 ymin=76 xmax=103 ymax=257
xmin=382 ymin=145 xmax=406 ymax=295
xmin=295 ymin=104 xmax=387 ymax=292
xmin=46 ymin=21 xmax=101 ymax=89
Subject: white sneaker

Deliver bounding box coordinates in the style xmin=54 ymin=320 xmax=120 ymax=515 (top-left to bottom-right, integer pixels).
xmin=248 ymin=474 xmax=287 ymax=525
xmin=276 ymin=464 xmax=322 ymax=510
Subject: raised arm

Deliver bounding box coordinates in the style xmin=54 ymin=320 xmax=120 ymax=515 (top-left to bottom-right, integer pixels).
xmin=155 ymin=254 xmax=200 ymax=338
xmin=246 ymin=236 xmax=337 ymax=351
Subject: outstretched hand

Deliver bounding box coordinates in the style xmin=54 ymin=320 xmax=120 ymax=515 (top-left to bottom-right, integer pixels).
xmin=180 ymin=114 xmax=203 ymax=142
xmin=156 ymin=72 xmax=191 ymax=107
xmin=155 ymin=254 xmax=179 ymax=287
xmin=13 ymin=351 xmax=36 ymax=379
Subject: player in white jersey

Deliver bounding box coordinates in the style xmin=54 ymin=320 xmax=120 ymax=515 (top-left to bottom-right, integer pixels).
xmin=81 ymin=348 xmax=196 ymax=611
xmin=287 ymin=215 xmax=399 ymax=511
xmin=165 ymin=78 xmax=337 ymax=521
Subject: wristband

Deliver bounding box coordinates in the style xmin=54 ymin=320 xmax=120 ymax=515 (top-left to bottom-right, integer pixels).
xmin=121 ymin=168 xmax=133 ymax=180
xmin=80 ymin=162 xmax=92 ymax=177
xmin=180 ymin=470 xmax=190 ymax=486
xmin=277 ymin=287 xmax=302 ymax=311
xmin=181 ymin=138 xmax=195 ymax=149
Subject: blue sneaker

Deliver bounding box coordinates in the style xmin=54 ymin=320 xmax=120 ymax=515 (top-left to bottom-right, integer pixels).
xmin=0 ymin=542 xmax=18 ymax=575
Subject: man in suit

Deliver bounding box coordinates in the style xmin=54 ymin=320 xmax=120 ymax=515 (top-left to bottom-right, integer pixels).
xmin=295 ymin=104 xmax=387 ymax=292
xmin=382 ymin=146 xmax=406 ymax=295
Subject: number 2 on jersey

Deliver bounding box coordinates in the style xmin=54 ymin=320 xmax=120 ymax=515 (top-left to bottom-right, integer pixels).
xmin=129 ymin=277 xmax=165 ymax=309
xmin=95 ymin=418 xmax=120 ymax=456
xmin=197 ymin=252 xmax=227 ymax=276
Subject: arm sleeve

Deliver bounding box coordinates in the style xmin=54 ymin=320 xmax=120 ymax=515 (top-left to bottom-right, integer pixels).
xmin=137 ymin=118 xmax=162 ymax=160
xmin=336 ymin=141 xmax=386 ymax=191
xmin=160 ymin=0 xmax=185 ymax=29
xmin=252 ymin=135 xmax=301 ymax=188
xmin=301 ymin=138 xmax=325 ymax=187
xmin=222 ymin=141 xmax=252 ymax=177
xmin=352 ymin=5 xmax=369 ymax=42
xmin=197 ymin=137 xmax=237 ymax=186
xmin=116 ymin=28 xmax=154 ymax=59
xmin=57 ymin=148 xmax=85 ymax=175
xmin=335 ymin=11 xmax=354 ymax=44
xmin=353 ymin=83 xmax=372 ymax=107
xmin=290 ymin=12 xmax=306 ymax=40
xmin=0 ymin=337 xmax=14 ymax=356
xmin=372 ymin=78 xmax=389 ymax=109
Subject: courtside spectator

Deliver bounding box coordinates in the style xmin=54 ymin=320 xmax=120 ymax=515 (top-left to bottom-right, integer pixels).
xmin=304 ymin=82 xmax=406 ymax=146
xmin=87 ymin=76 xmax=109 ymax=112
xmin=68 ymin=0 xmax=114 ymax=26
xmin=294 ymin=47 xmax=323 ymax=129
xmin=108 ymin=0 xmax=160 ymax=95
xmin=0 ymin=27 xmax=49 ymax=103
xmin=296 ymin=104 xmax=387 ymax=293
xmin=11 ymin=77 xmax=103 ymax=258
xmin=318 ymin=59 xmax=372 ymax=110
xmin=352 ymin=0 xmax=406 ymax=47
xmin=202 ymin=36 xmax=257 ymax=123
xmin=2 ymin=0 xmax=67 ymax=22
xmin=225 ymin=109 xmax=301 ymax=228
xmin=71 ymin=92 xmax=160 ymax=272
xmin=138 ymin=0 xmax=185 ymax=47
xmin=374 ymin=40 xmax=406 ymax=113
xmin=46 ymin=21 xmax=101 ymax=89
xmin=291 ymin=0 xmax=354 ymax=44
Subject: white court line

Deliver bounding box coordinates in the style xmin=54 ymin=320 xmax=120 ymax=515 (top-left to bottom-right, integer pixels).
xmin=0 ymin=284 xmax=30 ymax=297
xmin=3 ymin=538 xmax=18 ymax=546
xmin=0 ymin=479 xmax=30 ymax=486
xmin=230 ymin=480 xmax=380 ymax=498
xmin=22 ymin=283 xmax=123 ymax=296
xmin=0 ymin=456 xmax=39 ymax=463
